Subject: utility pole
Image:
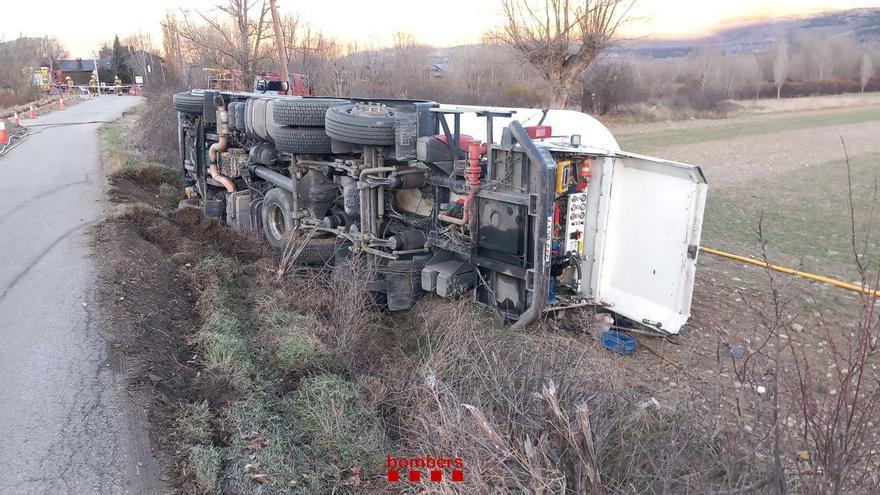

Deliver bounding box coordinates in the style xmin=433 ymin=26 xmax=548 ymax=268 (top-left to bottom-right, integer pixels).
xmin=268 ymin=0 xmax=291 ymax=95
xmin=93 ymin=54 xmax=102 ymax=96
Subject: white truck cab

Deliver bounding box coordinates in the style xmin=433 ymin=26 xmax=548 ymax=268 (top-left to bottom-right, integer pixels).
xmin=448 ymin=105 xmax=708 ymax=335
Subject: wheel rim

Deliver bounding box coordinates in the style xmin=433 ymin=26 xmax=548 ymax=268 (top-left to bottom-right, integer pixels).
xmin=267 ymin=203 xmax=287 ymax=241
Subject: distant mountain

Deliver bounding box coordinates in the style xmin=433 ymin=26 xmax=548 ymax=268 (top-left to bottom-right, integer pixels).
xmin=613 ymin=8 xmax=880 ymax=59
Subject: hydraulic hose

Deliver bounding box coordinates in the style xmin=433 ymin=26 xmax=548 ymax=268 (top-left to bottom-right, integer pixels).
xmin=700 ymin=246 xmax=880 ymax=297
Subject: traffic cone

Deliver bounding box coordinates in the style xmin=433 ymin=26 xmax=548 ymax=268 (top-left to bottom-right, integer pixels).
xmin=0 ymin=120 xmax=8 ymax=145
xmin=28 ymin=105 xmax=36 ymax=119
xmin=13 ymin=112 xmax=20 ymax=126
xmin=59 ymin=97 xmax=65 ymax=110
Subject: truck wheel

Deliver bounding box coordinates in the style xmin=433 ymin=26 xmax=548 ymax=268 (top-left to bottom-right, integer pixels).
xmin=324 ymin=103 xmax=397 ymax=146
xmin=272 ymin=127 xmax=332 ymax=154
xmin=262 ymin=187 xmax=294 ymax=250
xmin=272 ymin=98 xmax=348 ymax=126
xmin=173 ymin=91 xmax=204 ymax=115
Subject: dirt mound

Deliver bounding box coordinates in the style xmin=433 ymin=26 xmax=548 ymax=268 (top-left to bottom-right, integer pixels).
xmin=92 ymin=218 xmax=202 ymax=484
xmin=95 ymin=165 xmax=268 ymax=486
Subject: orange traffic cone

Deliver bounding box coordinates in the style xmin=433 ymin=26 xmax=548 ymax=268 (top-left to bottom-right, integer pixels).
xmin=0 ymin=120 xmax=7 ymax=145
xmin=59 ymin=97 xmax=65 ymax=110
xmin=13 ymin=112 xmax=20 ymax=126
xmin=29 ymin=105 xmax=36 ymax=119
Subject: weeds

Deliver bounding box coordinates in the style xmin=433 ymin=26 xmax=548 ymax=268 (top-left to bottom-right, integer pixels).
xmin=189 ymin=445 xmax=224 ymax=492
xmin=175 ymin=401 xmax=214 ymax=447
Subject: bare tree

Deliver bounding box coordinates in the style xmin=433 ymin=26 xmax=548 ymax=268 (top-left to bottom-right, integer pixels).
xmin=491 ymin=0 xmax=635 ymax=107
xmin=161 ymin=13 xmax=187 ymax=84
xmin=0 ymin=37 xmax=65 ymax=100
xmin=798 ymin=33 xmax=831 ymax=81
xmin=860 ymin=53 xmax=874 ymax=93
xmin=172 ymin=0 xmax=272 ymax=87
xmin=773 ymin=39 xmax=789 ymax=99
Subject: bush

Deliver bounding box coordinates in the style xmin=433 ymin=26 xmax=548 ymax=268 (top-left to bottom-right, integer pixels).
xmin=671 ymin=79 xmax=730 ymax=111
xmin=158 ymin=182 xmax=181 ymax=207
xmin=134 ymin=86 xmax=183 ymax=166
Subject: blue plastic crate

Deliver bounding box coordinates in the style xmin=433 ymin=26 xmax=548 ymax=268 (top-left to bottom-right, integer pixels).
xmin=600 ymin=330 xmax=637 ymax=355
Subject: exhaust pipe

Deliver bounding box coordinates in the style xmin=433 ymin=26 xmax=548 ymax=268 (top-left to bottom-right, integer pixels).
xmin=208 ymin=96 xmax=236 ymax=193
xmin=248 ymin=164 xmax=293 ymax=192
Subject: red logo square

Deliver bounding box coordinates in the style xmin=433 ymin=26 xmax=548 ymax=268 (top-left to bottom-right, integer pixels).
xmin=451 ymin=470 xmax=464 ymax=482
xmin=387 ymin=470 xmax=399 ymax=482
xmin=409 ymin=470 xmax=421 ymax=482
xmin=430 ymin=470 xmax=442 ymax=482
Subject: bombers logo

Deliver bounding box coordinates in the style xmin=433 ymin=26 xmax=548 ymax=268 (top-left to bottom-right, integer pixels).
xmin=386 ymin=455 xmax=464 ymax=483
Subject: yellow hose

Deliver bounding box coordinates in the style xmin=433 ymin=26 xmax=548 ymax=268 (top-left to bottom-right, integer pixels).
xmin=699 ymin=246 xmax=880 ymax=297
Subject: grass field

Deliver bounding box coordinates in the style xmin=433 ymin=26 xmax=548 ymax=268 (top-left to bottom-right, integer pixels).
xmin=615 ymin=107 xmax=880 ymax=152
xmin=703 ymin=152 xmax=880 ymax=281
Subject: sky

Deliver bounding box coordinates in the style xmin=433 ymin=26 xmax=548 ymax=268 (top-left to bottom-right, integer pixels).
xmin=1 ymin=0 xmax=878 ymax=57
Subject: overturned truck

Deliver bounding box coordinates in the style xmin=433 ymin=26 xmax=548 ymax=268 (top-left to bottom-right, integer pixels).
xmin=172 ymin=90 xmax=707 ymax=334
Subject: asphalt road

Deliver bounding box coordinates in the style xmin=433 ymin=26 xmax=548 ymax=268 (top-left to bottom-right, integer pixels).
xmin=0 ymin=96 xmax=164 ymax=494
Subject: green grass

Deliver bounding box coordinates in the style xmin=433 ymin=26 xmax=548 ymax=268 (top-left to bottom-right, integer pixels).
xmin=616 ymin=107 xmax=880 ymax=152
xmin=189 ymin=445 xmax=224 ymax=492
xmin=284 ymin=373 xmax=384 ymax=477
xmin=101 ymin=119 xmax=178 ymax=188
xmin=702 ymin=152 xmax=880 ymax=282
xmin=101 ymin=123 xmax=127 ymax=151
xmin=177 ymin=256 xmax=383 ymax=494
xmin=175 ymin=401 xmax=214 ymax=447
xmin=276 ymin=332 xmax=330 ymax=376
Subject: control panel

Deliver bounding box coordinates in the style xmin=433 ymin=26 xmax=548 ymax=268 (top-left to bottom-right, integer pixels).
xmin=564 ymin=192 xmax=587 ymax=254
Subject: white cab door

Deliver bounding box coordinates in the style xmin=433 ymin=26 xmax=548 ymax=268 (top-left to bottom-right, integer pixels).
xmin=588 ymin=152 xmax=708 ymax=335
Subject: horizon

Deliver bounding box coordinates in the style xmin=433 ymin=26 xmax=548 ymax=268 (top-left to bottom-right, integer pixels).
xmin=1 ymin=0 xmax=878 ymax=57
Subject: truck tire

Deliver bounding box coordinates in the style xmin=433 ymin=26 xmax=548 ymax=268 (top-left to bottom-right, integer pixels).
xmin=262 ymin=187 xmax=295 ymax=250
xmin=272 ymin=98 xmax=348 ymax=126
xmin=250 ymin=98 xmax=271 ymax=142
xmin=234 ymin=102 xmax=246 ymax=130
xmin=324 ymin=103 xmax=397 ymax=146
xmin=173 ymin=91 xmax=204 ymax=115
xmin=272 ymin=127 xmax=332 ymax=154
xmin=227 ymin=101 xmax=238 ymax=129
xmin=261 ymin=188 xmax=340 ymax=265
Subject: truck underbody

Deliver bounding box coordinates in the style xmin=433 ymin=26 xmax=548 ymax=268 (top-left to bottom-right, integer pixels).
xmin=173 ymin=90 xmax=707 ymax=334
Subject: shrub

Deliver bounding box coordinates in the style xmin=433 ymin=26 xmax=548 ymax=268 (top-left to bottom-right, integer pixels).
xmin=134 ymin=86 xmax=183 ymax=166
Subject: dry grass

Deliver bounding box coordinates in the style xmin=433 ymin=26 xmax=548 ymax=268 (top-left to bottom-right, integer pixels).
xmin=734 ymin=92 xmax=880 ymax=115
xmin=374 ymin=301 xmax=761 ymax=494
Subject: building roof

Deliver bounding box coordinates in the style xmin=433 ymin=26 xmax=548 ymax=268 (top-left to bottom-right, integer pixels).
xmin=55 ymin=58 xmax=112 ymax=72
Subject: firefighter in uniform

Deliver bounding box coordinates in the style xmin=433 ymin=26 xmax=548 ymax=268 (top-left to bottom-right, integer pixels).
xmin=114 ymin=76 xmax=123 ymax=96
xmin=65 ymin=75 xmax=74 ymax=93
xmin=89 ymin=74 xmax=98 ymax=97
